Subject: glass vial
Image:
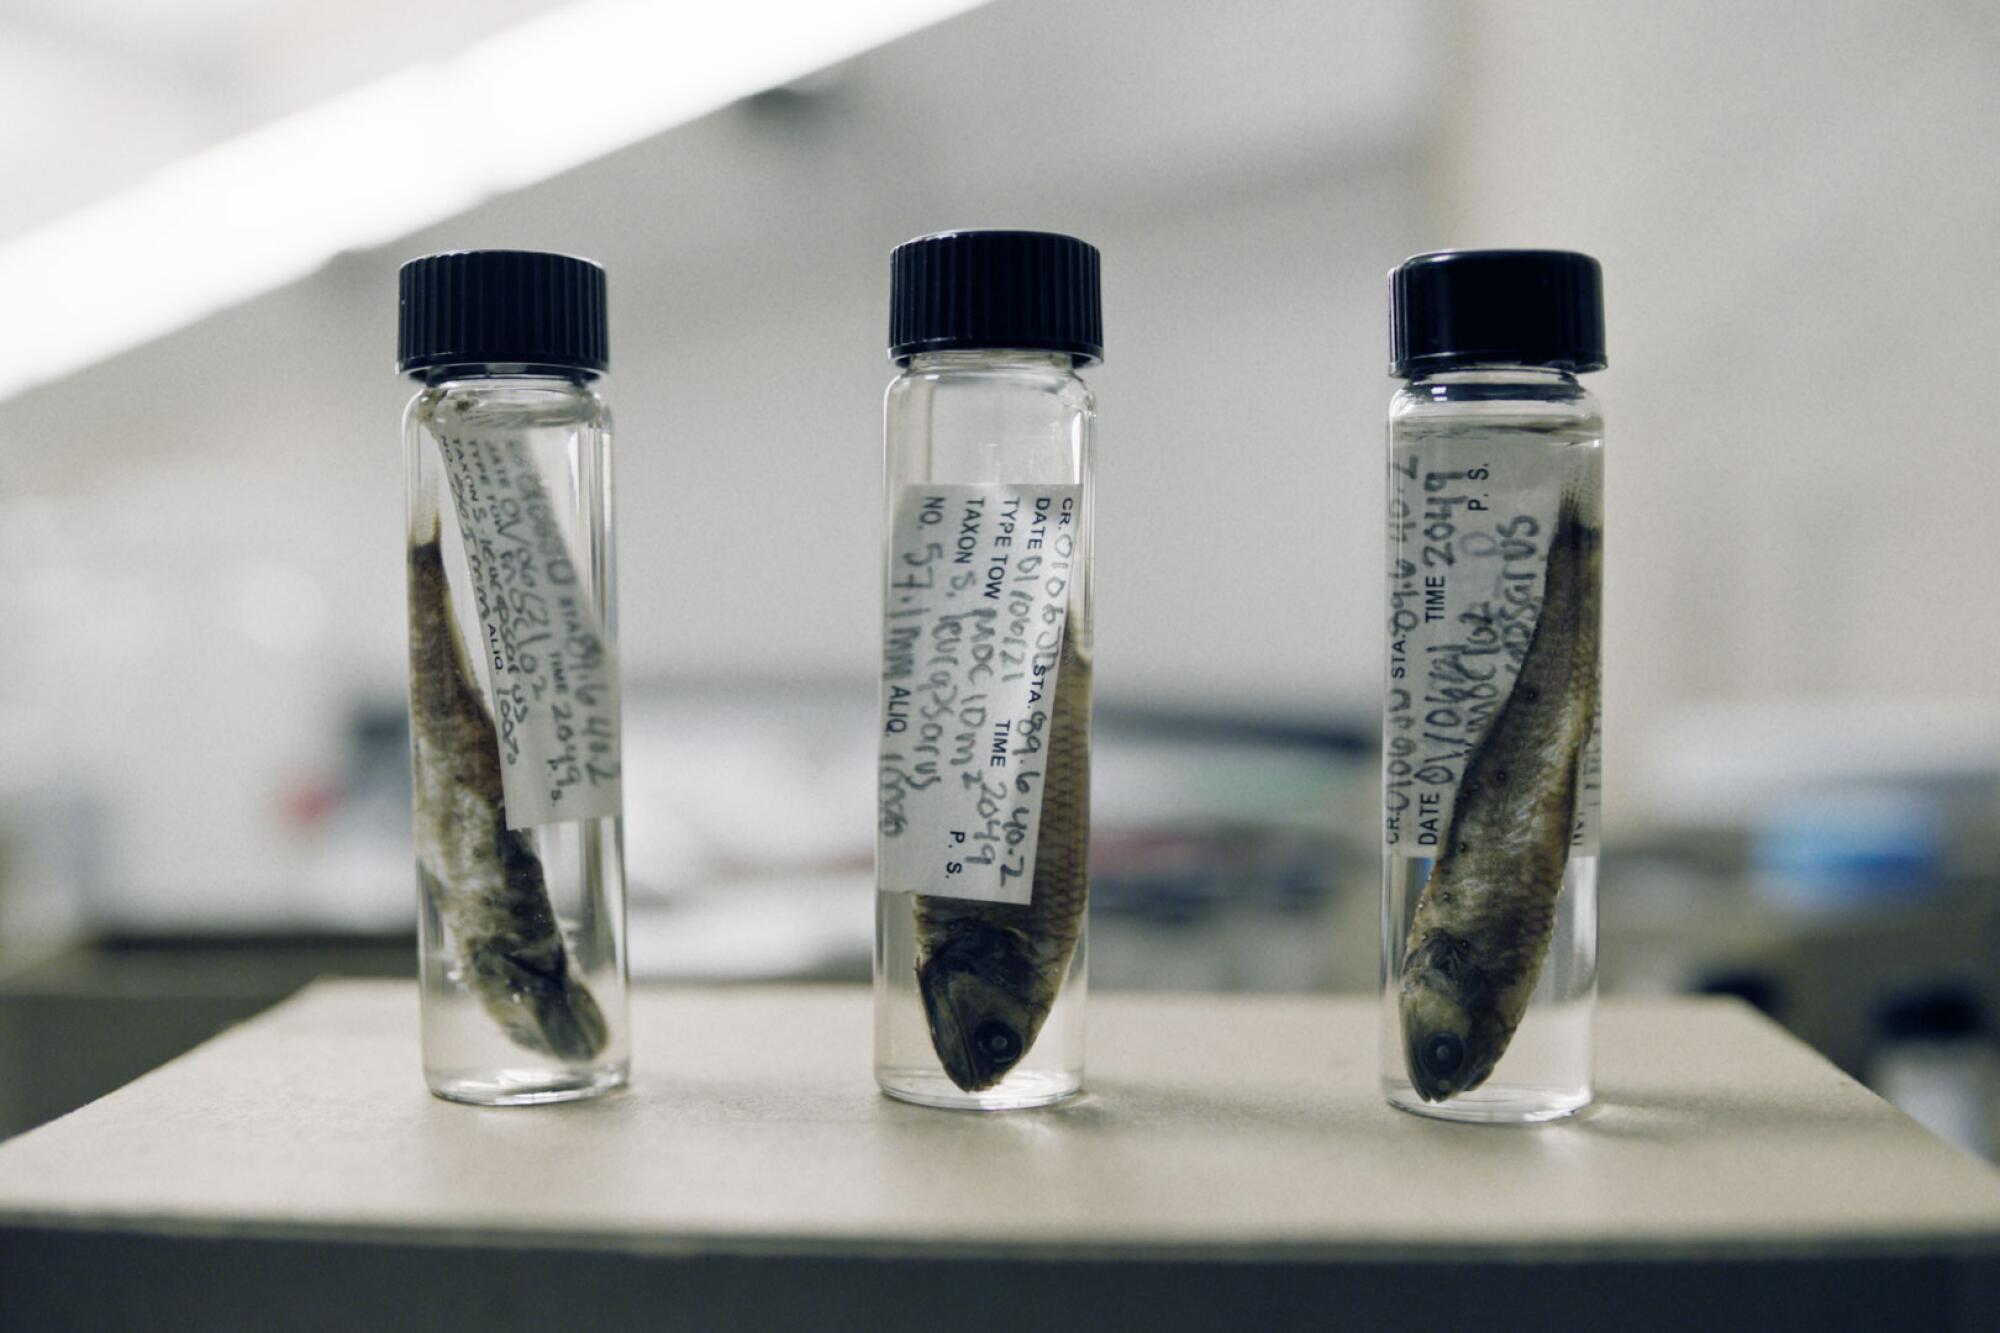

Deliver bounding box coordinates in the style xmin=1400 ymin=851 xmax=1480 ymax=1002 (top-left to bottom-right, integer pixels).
xmin=1379 ymin=250 xmax=1606 ymax=1123
xmin=874 ymin=230 xmax=1102 ymax=1110
xmin=398 ymin=250 xmax=629 ymax=1105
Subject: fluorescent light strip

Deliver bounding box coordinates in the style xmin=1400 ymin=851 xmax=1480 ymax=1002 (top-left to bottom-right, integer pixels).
xmin=0 ymin=0 xmax=984 ymax=402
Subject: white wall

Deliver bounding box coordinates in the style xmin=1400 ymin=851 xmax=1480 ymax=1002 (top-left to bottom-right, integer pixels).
xmin=3 ymin=0 xmax=1992 ymax=921
xmin=1433 ymin=0 xmax=2000 ymax=819
xmin=0 ymin=0 xmax=1431 ymax=918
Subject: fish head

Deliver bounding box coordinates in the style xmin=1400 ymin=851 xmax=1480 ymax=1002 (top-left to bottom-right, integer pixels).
xmin=916 ymin=920 xmax=1042 ymax=1093
xmin=1398 ymin=931 xmax=1503 ymax=1101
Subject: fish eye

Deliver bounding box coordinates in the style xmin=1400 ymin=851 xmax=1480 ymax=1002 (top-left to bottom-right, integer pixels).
xmin=973 ymin=1021 xmax=1022 ymax=1067
xmin=1421 ymin=1032 xmax=1464 ymax=1078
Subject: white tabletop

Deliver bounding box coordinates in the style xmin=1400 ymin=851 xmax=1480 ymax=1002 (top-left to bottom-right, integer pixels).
xmin=2 ymin=982 xmax=1995 ymax=1329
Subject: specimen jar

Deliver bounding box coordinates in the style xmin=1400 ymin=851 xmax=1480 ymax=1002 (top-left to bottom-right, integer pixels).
xmin=399 ymin=250 xmax=628 ymax=1105
xmin=874 ymin=230 xmax=1101 ymax=1110
xmin=1380 ymin=249 xmax=1606 ymax=1123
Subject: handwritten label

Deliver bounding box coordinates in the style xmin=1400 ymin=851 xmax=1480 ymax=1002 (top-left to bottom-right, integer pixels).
xmin=1383 ymin=436 xmax=1600 ymax=855
xmin=878 ymin=483 xmax=1080 ymax=905
xmin=437 ymin=432 xmax=622 ymax=829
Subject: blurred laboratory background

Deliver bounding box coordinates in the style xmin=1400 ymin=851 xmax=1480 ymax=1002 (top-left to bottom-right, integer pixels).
xmin=0 ymin=0 xmax=1995 ymax=1155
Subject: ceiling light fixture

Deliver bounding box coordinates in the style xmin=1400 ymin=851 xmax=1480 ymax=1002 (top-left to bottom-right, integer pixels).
xmin=0 ymin=0 xmax=984 ymax=402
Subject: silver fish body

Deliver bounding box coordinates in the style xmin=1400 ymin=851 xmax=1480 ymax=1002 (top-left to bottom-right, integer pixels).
xmin=408 ymin=533 xmax=608 ymax=1061
xmin=1398 ymin=489 xmax=1601 ymax=1101
xmin=914 ymin=633 xmax=1091 ymax=1092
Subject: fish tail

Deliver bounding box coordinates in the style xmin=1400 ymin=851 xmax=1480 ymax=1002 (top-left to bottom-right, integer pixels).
xmin=473 ymin=931 xmax=611 ymax=1061
xmin=532 ymin=978 xmax=611 ymax=1062
xmin=1553 ymin=479 xmax=1601 ymax=561
xmin=1547 ymin=475 xmax=1603 ymax=780
xmin=1545 ymin=477 xmax=1602 ymax=659
xmin=496 ymin=828 xmax=611 ymax=1060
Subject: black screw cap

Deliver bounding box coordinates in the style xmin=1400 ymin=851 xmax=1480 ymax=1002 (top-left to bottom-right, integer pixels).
xmin=1390 ymin=249 xmax=1605 ymax=377
xmin=890 ymin=230 xmax=1102 ymax=366
xmin=398 ymin=250 xmax=608 ymax=378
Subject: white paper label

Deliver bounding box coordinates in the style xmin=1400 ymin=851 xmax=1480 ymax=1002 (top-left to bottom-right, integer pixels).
xmin=1383 ymin=436 xmax=1600 ymax=856
xmin=877 ymin=483 xmax=1081 ymax=905
xmin=437 ymin=432 xmax=623 ymax=829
